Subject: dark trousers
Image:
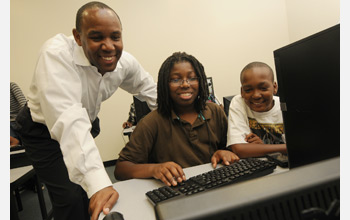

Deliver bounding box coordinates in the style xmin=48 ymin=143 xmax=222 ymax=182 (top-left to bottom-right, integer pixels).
xmin=15 ymin=105 xmax=100 ymax=220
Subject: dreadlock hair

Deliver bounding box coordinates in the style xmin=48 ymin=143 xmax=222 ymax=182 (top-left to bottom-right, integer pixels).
xmin=75 ymin=1 xmax=122 ymax=33
xmin=157 ymin=52 xmax=209 ymax=118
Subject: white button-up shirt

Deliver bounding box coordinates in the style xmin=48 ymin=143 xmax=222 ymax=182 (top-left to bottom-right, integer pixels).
xmin=27 ymin=33 xmax=157 ymax=197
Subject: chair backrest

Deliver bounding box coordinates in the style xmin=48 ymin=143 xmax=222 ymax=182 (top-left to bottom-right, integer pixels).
xmin=133 ymin=95 xmax=151 ymax=124
xmin=223 ymin=95 xmax=235 ymax=117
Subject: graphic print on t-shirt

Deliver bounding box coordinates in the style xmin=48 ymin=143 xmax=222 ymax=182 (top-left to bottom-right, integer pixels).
xmin=248 ymin=117 xmax=284 ymax=144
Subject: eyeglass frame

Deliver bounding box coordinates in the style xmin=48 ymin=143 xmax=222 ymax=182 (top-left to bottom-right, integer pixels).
xmin=168 ymin=77 xmax=200 ymax=86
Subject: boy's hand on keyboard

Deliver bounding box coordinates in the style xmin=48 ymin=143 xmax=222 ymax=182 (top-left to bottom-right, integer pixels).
xmin=211 ymin=150 xmax=240 ymax=168
xmin=151 ymin=162 xmax=186 ymax=186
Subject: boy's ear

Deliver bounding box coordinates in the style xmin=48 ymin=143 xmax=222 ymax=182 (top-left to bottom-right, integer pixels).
xmin=72 ymin=29 xmax=82 ymax=46
xmin=273 ymin=82 xmax=278 ymax=95
xmin=240 ymin=86 xmax=243 ymax=95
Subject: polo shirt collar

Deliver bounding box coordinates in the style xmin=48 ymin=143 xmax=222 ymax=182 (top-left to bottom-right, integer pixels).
xmin=171 ymin=110 xmax=179 ymax=121
xmin=201 ymin=104 xmax=212 ymax=121
xmin=170 ymin=104 xmax=212 ymax=122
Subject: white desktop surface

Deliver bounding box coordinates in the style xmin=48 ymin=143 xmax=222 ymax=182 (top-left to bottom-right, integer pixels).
xmin=99 ymin=161 xmax=288 ymax=220
xmin=10 ymin=149 xmax=25 ymax=155
xmin=10 ymin=165 xmax=33 ymax=183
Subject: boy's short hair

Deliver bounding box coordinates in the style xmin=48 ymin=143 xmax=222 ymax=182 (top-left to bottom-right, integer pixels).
xmin=240 ymin=62 xmax=274 ymax=83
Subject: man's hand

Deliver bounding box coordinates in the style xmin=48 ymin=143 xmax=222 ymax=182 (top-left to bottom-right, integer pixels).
xmin=151 ymin=162 xmax=186 ymax=186
xmin=89 ymin=186 xmax=119 ymax=220
xmin=211 ymin=150 xmax=240 ymax=168
xmin=245 ymin=133 xmax=263 ymax=144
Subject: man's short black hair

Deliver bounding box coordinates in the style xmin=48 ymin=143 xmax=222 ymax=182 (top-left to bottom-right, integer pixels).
xmin=75 ymin=1 xmax=121 ymax=33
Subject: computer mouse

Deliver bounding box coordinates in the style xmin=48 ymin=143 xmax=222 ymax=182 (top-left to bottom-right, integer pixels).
xmin=103 ymin=211 xmax=124 ymax=220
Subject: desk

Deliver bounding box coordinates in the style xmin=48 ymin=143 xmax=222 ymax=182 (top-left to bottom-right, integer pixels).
xmin=10 ymin=146 xmax=32 ymax=169
xmin=10 ymin=166 xmax=53 ymax=220
xmin=99 ymin=162 xmax=288 ymax=220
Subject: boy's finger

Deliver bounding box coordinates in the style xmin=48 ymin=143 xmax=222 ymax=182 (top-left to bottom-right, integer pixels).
xmin=221 ymin=156 xmax=230 ymax=166
xmin=163 ymin=170 xmax=177 ymax=186
xmin=159 ymin=174 xmax=171 ymax=186
xmin=211 ymin=155 xmax=218 ymax=168
xmin=169 ymin=163 xmax=185 ymax=182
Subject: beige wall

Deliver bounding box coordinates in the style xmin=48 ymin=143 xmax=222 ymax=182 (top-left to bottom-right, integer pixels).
xmin=10 ymin=0 xmax=339 ymax=162
xmin=285 ymin=0 xmax=340 ymax=42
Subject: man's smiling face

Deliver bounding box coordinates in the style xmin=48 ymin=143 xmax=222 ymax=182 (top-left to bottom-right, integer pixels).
xmin=73 ymin=7 xmax=123 ymax=75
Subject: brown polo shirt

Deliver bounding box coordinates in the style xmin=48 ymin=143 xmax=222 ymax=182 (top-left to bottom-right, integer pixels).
xmin=117 ymin=102 xmax=227 ymax=168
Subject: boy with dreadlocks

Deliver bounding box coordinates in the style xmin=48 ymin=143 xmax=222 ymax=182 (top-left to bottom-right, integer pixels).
xmin=114 ymin=52 xmax=239 ymax=186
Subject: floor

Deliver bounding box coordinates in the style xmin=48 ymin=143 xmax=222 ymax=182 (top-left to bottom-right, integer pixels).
xmin=15 ymin=165 xmax=117 ymax=220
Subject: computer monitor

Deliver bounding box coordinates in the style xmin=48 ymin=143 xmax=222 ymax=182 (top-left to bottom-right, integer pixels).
xmin=273 ymin=24 xmax=340 ymax=169
xmin=155 ymin=157 xmax=340 ymax=220
xmin=133 ymin=95 xmax=151 ymax=124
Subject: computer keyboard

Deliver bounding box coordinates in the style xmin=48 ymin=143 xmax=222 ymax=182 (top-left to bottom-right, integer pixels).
xmin=146 ymin=158 xmax=276 ymax=205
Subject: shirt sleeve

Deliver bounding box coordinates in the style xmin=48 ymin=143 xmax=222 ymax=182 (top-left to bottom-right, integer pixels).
xmin=11 ymin=82 xmax=27 ymax=107
xmin=117 ymin=53 xmax=157 ymax=110
xmin=32 ymin=48 xmax=111 ymax=198
xmin=226 ymin=96 xmax=251 ymax=146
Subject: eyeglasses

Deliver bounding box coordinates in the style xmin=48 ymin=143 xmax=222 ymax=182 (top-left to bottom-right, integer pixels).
xmin=169 ymin=77 xmax=199 ymax=86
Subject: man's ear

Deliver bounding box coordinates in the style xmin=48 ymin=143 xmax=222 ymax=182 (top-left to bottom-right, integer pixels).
xmin=72 ymin=29 xmax=82 ymax=46
xmin=240 ymin=86 xmax=243 ymax=95
xmin=273 ymin=82 xmax=278 ymax=95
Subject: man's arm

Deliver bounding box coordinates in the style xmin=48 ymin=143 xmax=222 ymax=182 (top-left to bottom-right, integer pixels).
xmin=30 ymin=36 xmax=119 ymax=220
xmin=31 ymin=44 xmax=113 ymax=198
xmin=118 ymin=52 xmax=157 ymax=110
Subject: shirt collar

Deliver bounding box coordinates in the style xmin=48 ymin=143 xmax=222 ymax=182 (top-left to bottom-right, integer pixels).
xmin=171 ymin=110 xmax=179 ymax=121
xmin=170 ymin=104 xmax=212 ymax=122
xmin=73 ymin=43 xmax=90 ymax=66
xmin=73 ymin=43 xmax=122 ymax=69
xmin=201 ymin=104 xmax=212 ymax=120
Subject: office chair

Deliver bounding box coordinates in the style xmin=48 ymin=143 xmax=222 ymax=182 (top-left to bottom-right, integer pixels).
xmin=223 ymin=95 xmax=235 ymax=117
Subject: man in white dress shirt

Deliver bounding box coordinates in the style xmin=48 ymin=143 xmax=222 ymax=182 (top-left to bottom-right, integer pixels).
xmin=15 ymin=2 xmax=157 ymax=220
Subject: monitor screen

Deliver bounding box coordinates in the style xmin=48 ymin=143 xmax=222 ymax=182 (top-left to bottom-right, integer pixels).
xmin=133 ymin=95 xmax=151 ymax=124
xmin=273 ymin=24 xmax=340 ymax=169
